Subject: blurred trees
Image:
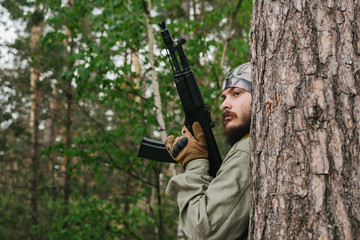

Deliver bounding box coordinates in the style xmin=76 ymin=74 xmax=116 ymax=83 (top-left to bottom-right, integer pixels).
xmin=0 ymin=0 xmax=252 ymax=239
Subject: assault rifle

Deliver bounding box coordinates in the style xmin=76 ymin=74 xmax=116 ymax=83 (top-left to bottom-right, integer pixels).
xmin=137 ymin=22 xmax=222 ymax=178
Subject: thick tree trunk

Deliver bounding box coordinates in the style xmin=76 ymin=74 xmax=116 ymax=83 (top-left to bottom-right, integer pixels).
xmin=249 ymin=0 xmax=360 ymax=239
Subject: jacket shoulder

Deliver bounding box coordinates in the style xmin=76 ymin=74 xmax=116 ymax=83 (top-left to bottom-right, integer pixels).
xmin=232 ymin=137 xmax=250 ymax=154
xmin=223 ymin=137 xmax=250 ymax=163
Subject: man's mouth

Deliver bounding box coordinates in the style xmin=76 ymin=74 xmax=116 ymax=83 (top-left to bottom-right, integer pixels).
xmin=223 ymin=111 xmax=234 ymax=122
xmin=224 ymin=115 xmax=232 ymax=121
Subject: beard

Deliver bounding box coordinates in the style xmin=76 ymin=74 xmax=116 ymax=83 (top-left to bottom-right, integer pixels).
xmin=223 ymin=111 xmax=251 ymax=146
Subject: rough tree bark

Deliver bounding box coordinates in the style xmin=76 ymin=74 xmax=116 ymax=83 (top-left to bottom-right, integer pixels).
xmin=249 ymin=0 xmax=360 ymax=239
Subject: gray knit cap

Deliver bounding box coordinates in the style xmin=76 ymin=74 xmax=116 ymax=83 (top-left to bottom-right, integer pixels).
xmin=221 ymin=62 xmax=252 ymax=93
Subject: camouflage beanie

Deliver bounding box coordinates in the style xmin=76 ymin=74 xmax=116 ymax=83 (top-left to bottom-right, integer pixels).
xmin=221 ymin=62 xmax=252 ymax=93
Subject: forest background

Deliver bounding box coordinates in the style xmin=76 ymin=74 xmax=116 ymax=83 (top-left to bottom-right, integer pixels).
xmin=0 ymin=0 xmax=252 ymax=239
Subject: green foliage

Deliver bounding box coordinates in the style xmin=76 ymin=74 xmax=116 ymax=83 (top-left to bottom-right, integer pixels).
xmin=0 ymin=190 xmax=29 ymax=239
xmin=33 ymin=198 xmax=126 ymax=240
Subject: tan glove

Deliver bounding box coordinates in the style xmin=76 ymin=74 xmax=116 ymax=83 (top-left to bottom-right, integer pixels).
xmin=165 ymin=122 xmax=208 ymax=168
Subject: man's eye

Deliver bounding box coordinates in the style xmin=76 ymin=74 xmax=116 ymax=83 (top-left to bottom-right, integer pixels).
xmin=235 ymin=92 xmax=241 ymax=96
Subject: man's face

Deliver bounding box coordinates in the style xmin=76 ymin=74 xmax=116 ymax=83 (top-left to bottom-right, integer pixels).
xmin=220 ymin=87 xmax=252 ymax=145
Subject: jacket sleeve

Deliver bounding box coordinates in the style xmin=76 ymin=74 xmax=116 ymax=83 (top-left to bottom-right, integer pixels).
xmin=165 ymin=141 xmax=250 ymax=239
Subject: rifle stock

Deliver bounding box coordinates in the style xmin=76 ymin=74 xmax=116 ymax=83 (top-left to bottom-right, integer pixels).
xmin=138 ymin=22 xmax=222 ymax=177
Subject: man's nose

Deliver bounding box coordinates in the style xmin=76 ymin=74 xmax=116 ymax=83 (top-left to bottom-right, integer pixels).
xmin=220 ymin=99 xmax=231 ymax=110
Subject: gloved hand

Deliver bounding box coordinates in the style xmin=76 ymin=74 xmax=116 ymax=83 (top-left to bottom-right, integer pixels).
xmin=165 ymin=122 xmax=208 ymax=168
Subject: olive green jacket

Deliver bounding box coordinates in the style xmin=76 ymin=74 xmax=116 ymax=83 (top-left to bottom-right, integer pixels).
xmin=166 ymin=136 xmax=250 ymax=240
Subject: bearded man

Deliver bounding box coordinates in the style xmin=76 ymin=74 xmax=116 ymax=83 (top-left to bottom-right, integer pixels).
xmin=165 ymin=62 xmax=252 ymax=240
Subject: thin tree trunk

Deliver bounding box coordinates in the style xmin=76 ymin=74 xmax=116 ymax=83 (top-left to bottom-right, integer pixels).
xmin=194 ymin=0 xmax=206 ymax=36
xmin=132 ymin=48 xmax=141 ymax=103
xmin=249 ymin=0 xmax=360 ymax=239
xmin=124 ymin=172 xmax=131 ymax=240
xmin=191 ymin=0 xmax=197 ymax=20
xmin=181 ymin=0 xmax=191 ymax=21
xmin=119 ymin=49 xmax=142 ymax=240
xmin=44 ymin=86 xmax=59 ymax=200
xmin=64 ymin=83 xmax=72 ymax=207
xmin=29 ymin=5 xmax=44 ymax=237
xmin=29 ymin=66 xmax=40 ymax=229
xmin=43 ymin=87 xmax=57 ymax=145
xmin=132 ymin=49 xmax=141 ymax=82
xmin=143 ymin=0 xmax=167 ymax=142
xmin=219 ymin=0 xmax=243 ymax=81
xmin=155 ymin=166 xmax=164 ymax=240
xmin=143 ymin=1 xmax=166 ymax=239
xmin=63 ymin=0 xmax=74 ymax=216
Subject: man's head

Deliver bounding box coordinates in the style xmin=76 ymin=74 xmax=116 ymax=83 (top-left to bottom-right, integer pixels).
xmin=220 ymin=63 xmax=252 ymax=146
